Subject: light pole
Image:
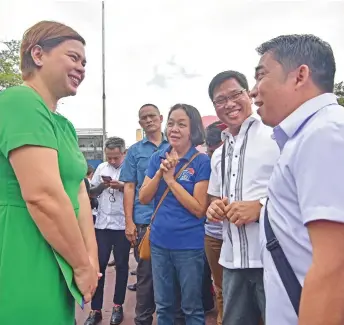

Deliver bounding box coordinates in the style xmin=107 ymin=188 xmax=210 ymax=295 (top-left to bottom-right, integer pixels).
xmin=101 ymin=0 xmax=107 ymax=160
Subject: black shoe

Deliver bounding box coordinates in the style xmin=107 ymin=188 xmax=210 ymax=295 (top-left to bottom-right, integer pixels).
xmin=84 ymin=310 xmax=102 ymax=325
xmin=130 ymin=269 xmax=137 ymax=276
xmin=108 ymin=259 xmax=116 ymax=267
xmin=127 ymin=283 xmax=137 ymax=291
xmin=110 ymin=306 xmax=124 ymax=325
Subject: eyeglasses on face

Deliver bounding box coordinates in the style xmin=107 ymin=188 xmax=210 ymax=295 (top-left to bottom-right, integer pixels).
xmin=213 ymin=89 xmax=246 ymax=108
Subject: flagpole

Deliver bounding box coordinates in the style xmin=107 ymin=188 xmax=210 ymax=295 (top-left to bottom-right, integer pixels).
xmin=102 ymin=0 xmax=107 ymax=159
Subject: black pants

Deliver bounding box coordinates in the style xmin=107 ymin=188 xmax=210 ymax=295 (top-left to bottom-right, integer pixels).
xmin=134 ymin=224 xmax=185 ymax=325
xmin=91 ymin=229 xmax=131 ymax=310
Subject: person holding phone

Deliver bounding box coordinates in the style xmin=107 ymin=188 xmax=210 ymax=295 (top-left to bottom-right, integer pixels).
xmin=86 ymin=137 xmax=130 ymax=325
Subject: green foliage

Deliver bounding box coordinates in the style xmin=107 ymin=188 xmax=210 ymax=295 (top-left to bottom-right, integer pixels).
xmin=334 ymin=82 xmax=344 ymax=107
xmin=0 ymin=40 xmax=22 ymax=90
xmin=338 ymin=97 xmax=344 ymax=107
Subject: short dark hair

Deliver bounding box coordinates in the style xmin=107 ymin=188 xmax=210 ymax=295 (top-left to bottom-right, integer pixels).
xmin=256 ymin=34 xmax=336 ymax=93
xmin=205 ymin=121 xmax=223 ymax=147
xmin=208 ymin=71 xmax=249 ymax=101
xmin=138 ymin=103 xmax=160 ymax=117
xmin=105 ymin=136 xmax=126 ymax=153
xmin=167 ymin=104 xmax=205 ymax=147
xmin=86 ymin=164 xmax=94 ymax=176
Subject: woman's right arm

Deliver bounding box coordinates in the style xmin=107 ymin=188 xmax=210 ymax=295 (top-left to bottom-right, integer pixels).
xmin=10 ymin=146 xmax=94 ymax=276
xmin=139 ymin=171 xmax=162 ymax=204
xmin=139 ymin=152 xmax=164 ymax=204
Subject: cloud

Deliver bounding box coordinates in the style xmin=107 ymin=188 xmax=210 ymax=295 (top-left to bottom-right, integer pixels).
xmin=147 ymin=55 xmax=202 ymax=88
xmin=1 ymin=0 xmax=343 ymax=147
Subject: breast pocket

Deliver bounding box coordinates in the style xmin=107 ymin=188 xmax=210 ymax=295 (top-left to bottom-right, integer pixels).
xmin=136 ymin=154 xmax=151 ymax=183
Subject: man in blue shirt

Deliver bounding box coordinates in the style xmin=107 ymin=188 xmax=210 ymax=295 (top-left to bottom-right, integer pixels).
xmin=120 ymin=104 xmax=184 ymax=325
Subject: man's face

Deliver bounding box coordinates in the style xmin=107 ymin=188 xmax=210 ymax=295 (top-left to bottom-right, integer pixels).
xmin=251 ymin=52 xmax=296 ymax=127
xmin=105 ymin=147 xmax=124 ymax=168
xmin=212 ymin=78 xmax=252 ymax=134
xmin=139 ymin=106 xmax=163 ymax=134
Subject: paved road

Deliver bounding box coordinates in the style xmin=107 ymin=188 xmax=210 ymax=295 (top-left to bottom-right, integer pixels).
xmin=76 ymin=250 xmax=217 ymax=325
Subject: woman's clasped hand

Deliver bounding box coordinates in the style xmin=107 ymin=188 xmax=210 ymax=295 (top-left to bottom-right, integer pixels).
xmin=159 ymin=150 xmax=179 ymax=182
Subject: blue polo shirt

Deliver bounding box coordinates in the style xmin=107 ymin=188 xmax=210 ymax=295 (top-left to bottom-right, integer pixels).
xmin=147 ymin=146 xmax=211 ymax=250
xmin=119 ymin=136 xmax=169 ymax=225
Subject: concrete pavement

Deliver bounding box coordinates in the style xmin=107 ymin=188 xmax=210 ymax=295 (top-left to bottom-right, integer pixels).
xmin=76 ymin=250 xmax=217 ymax=325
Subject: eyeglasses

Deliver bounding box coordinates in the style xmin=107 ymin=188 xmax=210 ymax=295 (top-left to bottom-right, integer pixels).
xmin=213 ymin=89 xmax=246 ymax=108
xmin=108 ymin=188 xmax=116 ymax=203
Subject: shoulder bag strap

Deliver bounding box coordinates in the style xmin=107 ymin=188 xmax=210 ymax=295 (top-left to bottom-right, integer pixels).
xmin=264 ymin=198 xmax=302 ymax=315
xmin=149 ymin=152 xmax=200 ymax=224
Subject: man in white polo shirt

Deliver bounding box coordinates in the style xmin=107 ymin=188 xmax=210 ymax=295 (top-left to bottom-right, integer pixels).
xmin=206 ymin=70 xmax=279 ymax=325
xmin=85 ymin=137 xmax=130 ymax=325
xmin=251 ymin=34 xmax=344 ymax=325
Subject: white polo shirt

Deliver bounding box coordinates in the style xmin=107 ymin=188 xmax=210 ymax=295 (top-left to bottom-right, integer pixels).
xmin=261 ymin=94 xmax=344 ymax=325
xmin=208 ymin=113 xmax=279 ymax=269
xmin=91 ymin=162 xmax=125 ymax=230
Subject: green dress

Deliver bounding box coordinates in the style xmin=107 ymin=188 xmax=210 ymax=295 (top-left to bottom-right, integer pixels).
xmin=0 ymin=86 xmax=87 ymax=325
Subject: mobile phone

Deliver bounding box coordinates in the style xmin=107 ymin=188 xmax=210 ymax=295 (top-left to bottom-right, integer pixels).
xmin=101 ymin=175 xmax=112 ymax=182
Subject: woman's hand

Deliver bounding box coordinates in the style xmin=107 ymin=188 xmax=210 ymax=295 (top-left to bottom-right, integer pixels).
xmin=162 ymin=151 xmax=179 ymax=184
xmin=89 ymin=256 xmax=102 ymax=279
xmin=74 ymin=263 xmax=99 ymax=303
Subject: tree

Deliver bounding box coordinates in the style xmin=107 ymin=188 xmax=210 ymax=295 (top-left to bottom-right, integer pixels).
xmin=334 ymin=81 xmax=344 ymax=107
xmin=0 ymin=40 xmax=22 ymax=90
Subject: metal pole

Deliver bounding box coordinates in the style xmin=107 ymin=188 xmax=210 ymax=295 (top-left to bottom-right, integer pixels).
xmin=102 ymin=0 xmax=106 ymax=160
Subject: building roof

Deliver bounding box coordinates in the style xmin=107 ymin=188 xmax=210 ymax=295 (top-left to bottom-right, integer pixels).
xmin=75 ymin=128 xmax=104 ymax=136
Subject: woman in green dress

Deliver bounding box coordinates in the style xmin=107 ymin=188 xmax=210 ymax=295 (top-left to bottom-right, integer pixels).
xmin=0 ymin=21 xmax=99 ymax=325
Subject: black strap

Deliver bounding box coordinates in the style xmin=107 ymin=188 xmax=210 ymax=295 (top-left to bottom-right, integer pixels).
xmin=264 ymin=198 xmax=302 ymax=315
xmin=221 ymin=142 xmax=226 ymax=199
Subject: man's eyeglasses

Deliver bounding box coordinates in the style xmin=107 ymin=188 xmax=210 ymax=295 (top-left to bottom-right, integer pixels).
xmin=109 ymin=188 xmax=116 ymax=203
xmin=213 ymin=89 xmax=246 ymax=108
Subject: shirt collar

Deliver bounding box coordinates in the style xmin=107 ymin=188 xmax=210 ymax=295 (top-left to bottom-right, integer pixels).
xmin=107 ymin=161 xmax=124 ymax=170
xmin=159 ymin=145 xmax=197 ymax=161
xmin=221 ymin=111 xmax=260 ymax=141
xmin=142 ymin=133 xmax=167 ymax=144
xmin=273 ymin=93 xmax=337 ymax=150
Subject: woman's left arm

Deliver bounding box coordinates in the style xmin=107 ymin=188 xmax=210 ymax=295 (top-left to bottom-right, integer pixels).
xmin=78 ymin=181 xmax=99 ymax=272
xmin=165 ymin=179 xmax=209 ymax=218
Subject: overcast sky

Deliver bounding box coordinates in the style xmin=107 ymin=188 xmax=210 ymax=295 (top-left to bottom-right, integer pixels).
xmin=1 ymin=0 xmax=343 ymax=146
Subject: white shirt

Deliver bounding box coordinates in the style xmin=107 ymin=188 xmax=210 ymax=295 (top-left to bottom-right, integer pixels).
xmin=91 ymin=162 xmax=125 ymax=230
xmin=208 ymin=113 xmax=279 ymax=269
xmin=261 ymin=94 xmax=344 ymax=325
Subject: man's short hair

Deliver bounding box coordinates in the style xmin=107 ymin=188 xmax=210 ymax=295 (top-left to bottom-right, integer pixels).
xmin=205 ymin=121 xmax=223 ymax=147
xmin=208 ymin=71 xmax=249 ymax=101
xmin=105 ymin=136 xmax=126 ymax=153
xmin=256 ymin=34 xmax=336 ymax=93
xmin=138 ymin=103 xmax=160 ymax=117
xmin=86 ymin=164 xmax=94 ymax=176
